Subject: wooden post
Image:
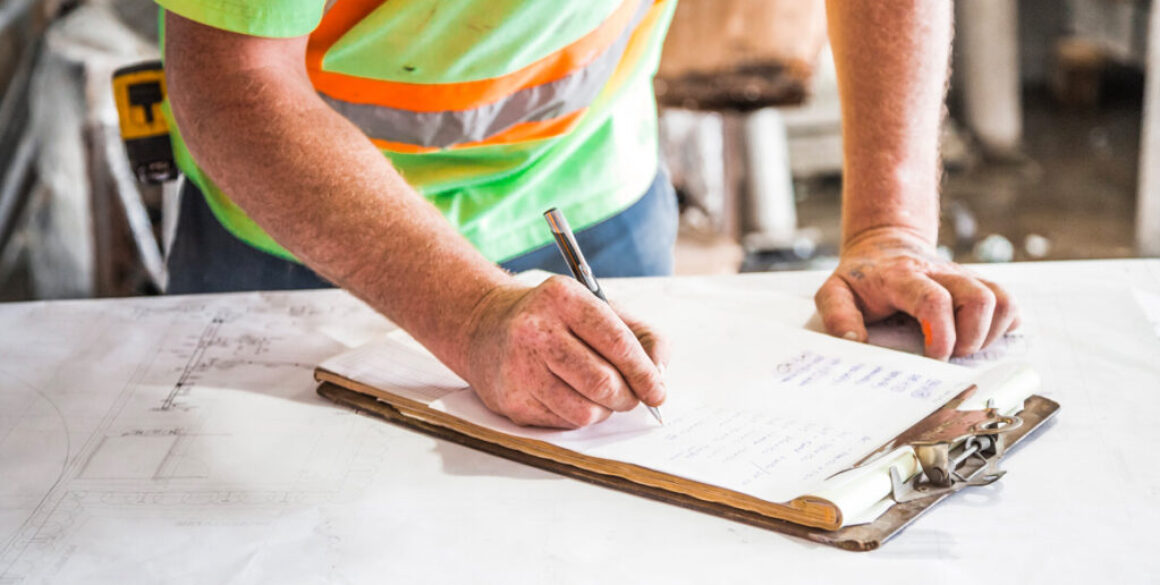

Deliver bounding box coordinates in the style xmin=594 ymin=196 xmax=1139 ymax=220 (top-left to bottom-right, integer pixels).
xmin=1139 ymin=2 xmax=1160 ymax=256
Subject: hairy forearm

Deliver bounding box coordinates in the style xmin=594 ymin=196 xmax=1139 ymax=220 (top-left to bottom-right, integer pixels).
xmin=826 ymin=0 xmax=952 ymax=246
xmin=165 ymin=17 xmax=510 ymax=373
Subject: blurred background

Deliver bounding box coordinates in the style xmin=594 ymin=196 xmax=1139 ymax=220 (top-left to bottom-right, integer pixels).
xmin=0 ymin=0 xmax=1157 ymax=301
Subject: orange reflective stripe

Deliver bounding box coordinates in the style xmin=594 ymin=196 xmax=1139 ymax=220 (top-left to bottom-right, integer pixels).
xmin=305 ymin=0 xmax=383 ymax=73
xmin=369 ymin=108 xmax=588 ymax=154
xmin=599 ymin=0 xmax=670 ymax=100
xmin=307 ymin=0 xmax=642 ymax=112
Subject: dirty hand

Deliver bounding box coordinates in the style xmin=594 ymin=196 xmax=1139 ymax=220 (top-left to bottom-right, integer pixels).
xmin=460 ymin=276 xmax=669 ymax=428
xmin=814 ymin=228 xmax=1020 ymax=360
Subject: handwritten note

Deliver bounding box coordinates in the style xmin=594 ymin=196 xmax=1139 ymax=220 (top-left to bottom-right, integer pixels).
xmin=422 ymin=289 xmax=970 ymax=503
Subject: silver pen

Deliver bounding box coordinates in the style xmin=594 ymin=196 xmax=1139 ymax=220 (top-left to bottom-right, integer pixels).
xmin=543 ymin=207 xmax=665 ymax=425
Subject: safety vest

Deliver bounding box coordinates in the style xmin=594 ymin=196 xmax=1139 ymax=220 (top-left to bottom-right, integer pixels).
xmin=161 ymin=0 xmax=676 ymax=262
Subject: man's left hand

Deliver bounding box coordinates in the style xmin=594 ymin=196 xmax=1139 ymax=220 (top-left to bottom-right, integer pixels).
xmin=814 ymin=227 xmax=1020 ymax=360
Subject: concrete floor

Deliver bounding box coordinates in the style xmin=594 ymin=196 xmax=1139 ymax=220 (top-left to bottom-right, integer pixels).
xmin=795 ymin=83 xmax=1145 ymax=263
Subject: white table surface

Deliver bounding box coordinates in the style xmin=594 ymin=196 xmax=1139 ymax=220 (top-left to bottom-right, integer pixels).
xmin=2 ymin=259 xmax=1159 ymax=584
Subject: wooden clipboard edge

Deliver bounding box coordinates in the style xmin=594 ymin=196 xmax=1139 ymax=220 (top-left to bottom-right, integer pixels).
xmin=313 ymin=369 xmax=843 ymax=529
xmin=315 ymin=382 xmax=846 ymax=545
xmin=316 ymin=383 xmax=1058 ymax=552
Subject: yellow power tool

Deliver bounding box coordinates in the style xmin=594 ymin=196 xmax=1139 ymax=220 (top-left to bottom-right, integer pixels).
xmin=112 ymin=60 xmax=177 ymax=184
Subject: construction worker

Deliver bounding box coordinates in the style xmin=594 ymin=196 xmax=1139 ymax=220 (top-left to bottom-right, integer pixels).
xmin=160 ymin=0 xmax=1018 ymax=428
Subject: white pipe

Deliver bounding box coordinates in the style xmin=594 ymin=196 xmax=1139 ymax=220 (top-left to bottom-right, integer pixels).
xmin=742 ymin=108 xmax=797 ymax=247
xmin=958 ymin=0 xmax=1023 ymax=153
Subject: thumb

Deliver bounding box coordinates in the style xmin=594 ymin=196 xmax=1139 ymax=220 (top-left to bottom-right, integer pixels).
xmin=814 ymin=275 xmax=869 ymax=343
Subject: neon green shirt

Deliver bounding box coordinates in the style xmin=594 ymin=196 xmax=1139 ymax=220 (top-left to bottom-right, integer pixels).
xmin=157 ymin=0 xmax=676 ymax=263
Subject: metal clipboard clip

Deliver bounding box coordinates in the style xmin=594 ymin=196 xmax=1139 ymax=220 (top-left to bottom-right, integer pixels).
xmin=887 ymin=393 xmax=1024 ymax=503
xmin=810 ymin=364 xmax=1056 ymax=550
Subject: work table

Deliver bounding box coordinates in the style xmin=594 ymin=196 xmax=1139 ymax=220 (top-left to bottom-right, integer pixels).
xmin=2 ymin=260 xmax=1158 ymax=583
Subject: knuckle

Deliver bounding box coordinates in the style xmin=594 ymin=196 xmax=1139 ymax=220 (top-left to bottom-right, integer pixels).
xmin=815 ymin=277 xmax=841 ymax=298
xmin=992 ymin=290 xmax=1014 ymax=317
xmin=544 ymin=342 xmax=571 ymax=368
xmin=626 ymin=375 xmax=658 ymax=406
xmin=815 ymin=286 xmax=842 ymax=310
xmin=887 ymin=257 xmax=925 ymax=276
xmin=635 ymin=387 xmax=658 ymax=409
xmin=1006 ymin=305 xmax=1022 ymax=328
xmin=542 ymin=275 xmax=567 ymax=290
xmin=821 ymin=312 xmax=848 ymax=332
xmin=990 ymin=299 xmax=1011 ymax=323
xmin=920 ymin=288 xmax=953 ymax=312
xmin=585 ymin=369 xmax=619 ymax=401
xmin=574 ymin=405 xmax=607 ymax=427
xmin=962 ymin=287 xmax=997 ymax=311
xmin=606 ymin=332 xmax=636 ymax=359
xmin=989 ymin=286 xmax=1008 ymax=306
xmin=630 ymin=369 xmax=660 ymax=394
xmin=881 ymin=264 xmax=907 ymax=280
xmin=551 ymin=399 xmax=583 ymax=425
xmin=542 ymin=275 xmax=575 ymax=299
xmin=813 ymin=288 xmax=828 ymax=307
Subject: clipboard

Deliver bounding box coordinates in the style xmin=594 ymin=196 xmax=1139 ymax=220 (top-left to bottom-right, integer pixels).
xmin=316 ymin=378 xmax=1059 ymax=552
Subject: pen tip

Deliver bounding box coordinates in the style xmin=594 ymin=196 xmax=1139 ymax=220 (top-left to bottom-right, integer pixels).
xmin=648 ymin=405 xmax=664 ymax=425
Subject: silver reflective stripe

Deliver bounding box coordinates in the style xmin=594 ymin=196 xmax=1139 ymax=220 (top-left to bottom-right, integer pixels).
xmin=318 ymin=0 xmax=649 ymax=149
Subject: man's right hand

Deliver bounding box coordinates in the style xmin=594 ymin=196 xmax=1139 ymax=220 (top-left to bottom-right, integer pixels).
xmin=459 ymin=276 xmax=669 ymax=429
xmin=164 ymin=16 xmax=665 ymax=429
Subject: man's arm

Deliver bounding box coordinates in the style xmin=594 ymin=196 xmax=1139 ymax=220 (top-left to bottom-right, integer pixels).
xmin=815 ymin=0 xmax=1019 ymax=359
xmin=164 ymin=13 xmax=667 ymax=426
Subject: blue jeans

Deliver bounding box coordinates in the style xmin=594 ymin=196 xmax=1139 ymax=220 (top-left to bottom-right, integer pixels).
xmin=166 ymin=172 xmax=678 ymax=294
